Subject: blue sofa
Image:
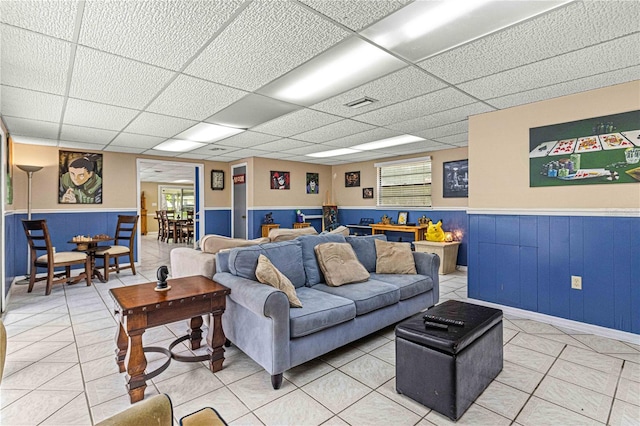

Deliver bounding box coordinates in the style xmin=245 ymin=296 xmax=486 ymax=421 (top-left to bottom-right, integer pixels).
xmin=213 ymin=233 xmax=440 ymax=389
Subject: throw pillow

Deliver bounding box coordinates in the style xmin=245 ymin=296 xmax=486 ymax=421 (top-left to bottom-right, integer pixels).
xmin=375 ymin=239 xmax=417 ymax=274
xmin=255 ymin=254 xmax=302 ymax=308
xmin=314 ymin=242 xmax=370 ymax=286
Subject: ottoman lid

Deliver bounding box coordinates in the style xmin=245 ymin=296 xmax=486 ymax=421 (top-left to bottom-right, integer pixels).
xmin=395 ymin=300 xmax=502 ymax=355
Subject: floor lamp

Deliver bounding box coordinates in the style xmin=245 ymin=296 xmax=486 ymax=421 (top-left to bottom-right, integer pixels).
xmin=16 ymin=165 xmax=43 ymax=285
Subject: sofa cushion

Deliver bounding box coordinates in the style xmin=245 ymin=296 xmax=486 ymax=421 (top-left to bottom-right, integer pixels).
xmin=268 ymin=227 xmax=318 ymax=242
xmin=228 ymin=240 xmax=306 ymax=288
xmin=298 ymin=234 xmax=347 ymax=286
xmin=369 ymin=273 xmax=434 ymax=300
xmin=289 ymin=287 xmax=356 ymax=338
xmin=375 ymin=240 xmax=417 ymax=274
xmin=200 ymin=234 xmax=269 ymax=254
xmin=346 ymin=234 xmax=387 ymax=272
xmin=314 ymin=242 xmax=370 ymax=286
xmin=256 ymin=255 xmax=302 ymax=308
xmin=311 ymin=279 xmax=400 ymax=316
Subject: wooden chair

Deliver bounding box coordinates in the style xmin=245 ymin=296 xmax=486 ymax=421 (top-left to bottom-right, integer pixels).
xmin=155 ymin=211 xmax=164 ymax=241
xmin=22 ymin=219 xmax=91 ymax=295
xmin=160 ymin=210 xmax=174 ymax=243
xmin=95 ymin=215 xmax=138 ymax=281
xmin=181 ymin=211 xmax=195 ymax=244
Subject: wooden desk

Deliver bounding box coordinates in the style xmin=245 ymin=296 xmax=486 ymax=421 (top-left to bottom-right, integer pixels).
xmin=370 ymin=223 xmax=429 ymax=241
xmin=262 ymin=223 xmax=279 ymax=237
xmin=110 ymin=276 xmax=231 ymax=403
xmin=413 ymin=241 xmax=461 ymax=274
xmin=69 ymin=237 xmax=113 ymax=283
xmin=293 ymin=222 xmax=311 ymax=229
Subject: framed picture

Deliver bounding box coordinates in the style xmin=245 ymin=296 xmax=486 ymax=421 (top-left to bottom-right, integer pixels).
xmin=443 ymin=159 xmax=469 ymax=198
xmin=306 ymin=172 xmax=319 ymax=194
xmin=211 ymin=170 xmax=224 ymax=190
xmin=345 ymin=171 xmax=360 ymax=187
xmin=397 ymin=211 xmax=408 ymax=225
xmin=59 ymin=151 xmax=103 ymax=204
xmin=322 ymin=205 xmax=338 ymax=231
xmin=270 ymin=171 xmax=290 ymax=189
xmin=362 ymin=187 xmax=373 ymax=199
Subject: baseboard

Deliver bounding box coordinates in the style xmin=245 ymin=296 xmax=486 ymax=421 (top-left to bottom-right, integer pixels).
xmin=465 ymin=298 xmax=639 ymax=344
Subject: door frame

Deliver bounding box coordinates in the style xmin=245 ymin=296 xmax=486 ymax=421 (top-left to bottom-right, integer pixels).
xmin=231 ymin=162 xmax=248 ymax=239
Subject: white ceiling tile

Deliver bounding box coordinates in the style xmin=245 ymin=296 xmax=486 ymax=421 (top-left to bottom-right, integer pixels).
xmin=63 ymin=99 xmax=139 ymax=130
xmin=109 ymin=133 xmax=166 ymax=149
xmin=11 ymin=136 xmax=58 ymax=147
xmin=435 ymin=133 xmax=468 ymax=145
xmin=69 ymin=47 xmax=174 ymax=109
xmin=147 ymin=74 xmax=246 ymax=121
xmin=3 ymin=116 xmax=59 ymax=139
xmin=188 ymin=145 xmax=235 ymax=156
xmin=123 ymin=112 xmax=197 ymax=138
xmin=256 ymin=151 xmax=296 ymax=159
xmin=214 ymin=131 xmax=279 ymax=149
xmin=414 ymin=121 xmax=468 ymax=140
xmin=0 ymin=0 xmax=78 ymax=40
xmin=354 ymin=88 xmax=476 ymax=126
xmin=488 ymin=65 xmax=640 ymax=110
xmin=459 ymin=33 xmax=640 ymax=100
xmin=0 ymin=26 xmax=71 ymax=94
xmin=258 ymin=138 xmax=314 ymax=152
xmin=175 ymin=153 xmax=212 ymax=160
xmin=322 ymin=128 xmax=403 ymax=148
xmin=58 ymin=140 xmax=106 ymax=151
xmin=387 ymin=102 xmax=495 ymax=134
xmin=60 ymin=124 xmax=118 ymax=144
xmin=223 ymin=148 xmax=267 ymax=158
xmin=299 ymin=0 xmax=412 ymax=31
xmin=79 ymin=1 xmax=243 ymax=70
xmin=142 ymin=149 xmax=183 ymax=158
xmin=1 ymin=85 xmax=64 ymax=122
xmin=251 ymin=109 xmax=342 ymax=137
xmin=294 ymin=119 xmax=376 ymax=143
xmin=312 ymin=67 xmax=447 ymax=118
xmin=184 ymin=1 xmax=349 ymax=91
xmin=284 ymin=145 xmax=328 ymax=155
xmin=583 ymin=1 xmax=640 ymax=44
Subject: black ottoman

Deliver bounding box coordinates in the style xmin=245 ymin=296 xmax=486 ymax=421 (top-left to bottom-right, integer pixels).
xmin=395 ymin=300 xmax=503 ymax=421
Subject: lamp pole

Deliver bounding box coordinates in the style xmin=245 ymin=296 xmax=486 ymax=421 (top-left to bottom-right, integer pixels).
xmin=16 ymin=165 xmax=43 ymax=284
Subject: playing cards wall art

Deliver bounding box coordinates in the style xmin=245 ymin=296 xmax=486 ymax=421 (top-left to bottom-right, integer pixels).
xmin=529 ymin=110 xmax=640 ymax=187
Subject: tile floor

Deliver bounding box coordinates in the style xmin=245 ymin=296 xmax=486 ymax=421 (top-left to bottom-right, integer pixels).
xmin=1 ymin=234 xmax=639 ymax=425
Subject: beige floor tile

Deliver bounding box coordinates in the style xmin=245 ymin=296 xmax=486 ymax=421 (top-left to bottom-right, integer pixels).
xmin=227 ymin=371 xmax=295 ymax=410
xmin=503 ymin=327 xmax=518 ymax=343
xmin=370 ymin=340 xmax=395 ymax=365
xmin=81 ymin=354 xmax=122 ymax=382
xmin=147 ymin=353 xmax=203 ymax=384
xmin=283 ymin=358 xmax=334 ymax=388
xmin=2 ymin=360 xmax=34 ymax=378
xmin=319 ymin=344 xmax=366 ymax=368
xmin=610 ymin=352 xmax=640 ymax=364
xmin=228 ymin=412 xmax=264 ymax=426
xmin=508 ymin=319 xmax=563 ymax=334
xmin=573 ymin=334 xmax=637 ymax=354
xmin=321 ymin=416 xmax=350 ymax=426
xmin=559 ymin=345 xmax=624 ymax=374
xmin=516 ymin=396 xmax=602 ymax=426
xmin=85 ymin=372 xmax=129 ymax=407
xmin=173 ymin=387 xmax=249 ymax=424
xmin=494 ymin=361 xmax=544 ymax=394
xmin=40 ymin=393 xmax=92 ymax=425
xmin=74 ymin=326 xmax=117 ymax=348
xmin=39 ymin=364 xmax=85 ymax=391
xmin=608 ymin=399 xmax=640 ymax=426
xmin=510 ymin=333 xmax=565 ymax=357
xmin=339 ymin=353 xmax=395 ymax=389
xmin=8 ymin=325 xmax=70 ymax=342
xmin=302 ymin=370 xmax=370 ymax=413
xmin=548 ymin=359 xmax=619 ymax=397
xmin=503 ymin=318 xmax=524 ymax=331
xmin=377 ymin=377 xmax=431 ymax=417
xmin=0 ymin=390 xmax=81 ymax=425
xmin=77 ymin=339 xmax=115 ymax=363
xmin=72 ymin=316 xmax=116 ymax=335
xmin=1 ymin=362 xmax=76 ymax=390
xmin=254 ymin=389 xmax=333 ymax=426
xmin=352 ymin=333 xmax=390 ymax=353
xmin=615 ymin=378 xmax=640 ymax=406
xmin=141 ymin=325 xmax=176 ymax=345
xmin=42 ymin=326 xmax=77 ymax=342
xmin=503 ymin=343 xmax=556 ymax=374
xmin=154 ymin=366 xmax=224 ymax=406
xmin=41 ymin=342 xmax=79 ymax=363
xmin=69 ymin=309 xmax=112 ymax=325
xmin=90 ymin=386 xmax=160 ymax=424
xmin=536 ymin=332 xmax=593 ymax=350
xmin=475 ymin=381 xmax=529 ymax=420
xmin=5 ymin=340 xmax=32 ymax=355
xmin=0 ymin=388 xmax=30 ymax=408
xmin=425 ymin=402 xmax=511 ymax=425
xmin=534 ymin=376 xmax=612 ymax=422
xmin=622 ymin=361 xmax=640 ymax=382
xmin=340 ymin=391 xmax=421 ymax=426
xmin=213 ymin=352 xmax=263 ymax=385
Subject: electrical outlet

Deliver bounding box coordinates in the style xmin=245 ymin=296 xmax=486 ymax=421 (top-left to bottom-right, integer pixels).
xmin=571 ymin=275 xmax=582 ymax=290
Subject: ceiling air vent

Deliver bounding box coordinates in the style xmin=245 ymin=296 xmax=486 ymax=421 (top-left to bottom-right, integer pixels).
xmin=209 ymin=147 xmax=227 ymax=151
xmin=345 ymin=97 xmax=377 ymax=109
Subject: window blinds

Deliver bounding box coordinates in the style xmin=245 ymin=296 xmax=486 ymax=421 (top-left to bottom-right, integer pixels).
xmin=377 ymin=159 xmax=432 ymax=207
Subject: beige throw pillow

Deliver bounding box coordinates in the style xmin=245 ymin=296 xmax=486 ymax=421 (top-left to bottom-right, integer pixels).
xmin=255 ymin=254 xmax=302 ymax=308
xmin=375 ymin=239 xmax=417 ymax=274
xmin=314 ymin=242 xmax=370 ymax=287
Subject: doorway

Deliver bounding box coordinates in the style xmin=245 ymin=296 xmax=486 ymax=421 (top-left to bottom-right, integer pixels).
xmin=232 ymin=163 xmax=247 ymax=239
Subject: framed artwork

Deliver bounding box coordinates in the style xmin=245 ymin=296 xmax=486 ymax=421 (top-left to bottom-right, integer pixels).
xmin=397 ymin=211 xmax=408 ymax=225
xmin=529 ymin=110 xmax=640 ymax=187
xmin=345 ymin=171 xmax=360 ymax=187
xmin=362 ymin=187 xmax=373 ymax=199
xmin=306 ymin=172 xmax=319 ymax=194
xmin=270 ymin=171 xmax=290 ymax=189
xmin=322 ymin=205 xmax=338 ymax=231
xmin=5 ymin=134 xmax=13 ymax=204
xmin=59 ymin=151 xmax=103 ymax=204
xmin=211 ymin=169 xmax=224 ymax=190
xmin=443 ymin=159 xmax=469 ymax=198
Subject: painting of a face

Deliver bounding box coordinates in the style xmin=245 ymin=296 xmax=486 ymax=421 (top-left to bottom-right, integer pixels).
xmin=69 ymin=166 xmax=93 ymax=186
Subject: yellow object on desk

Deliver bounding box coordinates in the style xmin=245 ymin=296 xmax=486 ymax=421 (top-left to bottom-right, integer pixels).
xmin=413 ymin=240 xmax=461 ymax=275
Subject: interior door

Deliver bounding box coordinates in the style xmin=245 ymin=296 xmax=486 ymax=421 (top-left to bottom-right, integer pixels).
xmin=232 ymin=165 xmax=247 ymax=239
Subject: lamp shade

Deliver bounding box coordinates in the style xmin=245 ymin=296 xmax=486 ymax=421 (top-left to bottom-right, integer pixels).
xmin=17 ymin=165 xmax=43 ymax=173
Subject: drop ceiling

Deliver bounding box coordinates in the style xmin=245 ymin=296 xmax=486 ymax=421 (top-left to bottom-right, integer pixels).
xmin=1 ymin=0 xmax=638 ymax=165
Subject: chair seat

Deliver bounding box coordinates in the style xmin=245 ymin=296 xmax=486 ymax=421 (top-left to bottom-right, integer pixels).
xmin=37 ymin=251 xmax=87 ymax=264
xmin=99 ymin=245 xmax=130 ymax=255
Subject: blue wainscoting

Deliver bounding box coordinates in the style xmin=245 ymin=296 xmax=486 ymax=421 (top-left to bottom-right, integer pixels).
xmin=203 ymin=209 xmax=231 ymax=237
xmin=4 ymin=213 xmax=18 ymax=297
xmin=249 ymin=209 xmax=323 ymax=239
xmin=468 ymin=214 xmax=640 ymax=334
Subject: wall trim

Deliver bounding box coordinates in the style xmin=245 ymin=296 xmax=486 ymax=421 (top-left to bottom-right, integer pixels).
xmin=247 ymin=206 xmax=324 ymax=211
xmin=467 ymin=208 xmax=640 ymax=217
xmin=11 ymin=208 xmax=137 ymax=214
xmin=466 ymin=297 xmax=639 ymax=344
xmin=204 ymin=207 xmax=232 ymax=211
xmin=338 ymin=206 xmax=468 ymax=211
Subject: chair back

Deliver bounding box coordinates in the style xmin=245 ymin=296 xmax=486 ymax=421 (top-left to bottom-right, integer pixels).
xmin=114 ymin=215 xmax=139 ymax=248
xmin=22 ymin=219 xmax=54 ymax=260
xmin=166 ymin=210 xmax=175 ymax=219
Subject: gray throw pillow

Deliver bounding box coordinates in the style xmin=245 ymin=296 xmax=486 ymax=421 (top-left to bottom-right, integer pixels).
xmin=375 ymin=239 xmax=417 ymax=274
xmin=314 ymin=242 xmax=370 ymax=286
xmin=255 ymin=254 xmax=302 ymax=308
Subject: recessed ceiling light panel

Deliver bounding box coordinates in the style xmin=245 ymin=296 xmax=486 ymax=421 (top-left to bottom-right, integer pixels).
xmin=175 ymin=122 xmax=244 ymax=143
xmin=352 ymin=135 xmax=424 ymax=150
xmin=306 ymin=148 xmax=360 ymax=158
xmin=153 ymin=139 xmax=205 ymax=152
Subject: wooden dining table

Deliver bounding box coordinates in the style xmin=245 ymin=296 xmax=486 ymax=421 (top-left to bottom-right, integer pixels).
xmin=68 ymin=236 xmax=113 ymax=282
xmin=168 ymin=219 xmax=190 ymax=243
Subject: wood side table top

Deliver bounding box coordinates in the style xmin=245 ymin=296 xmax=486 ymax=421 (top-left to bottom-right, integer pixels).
xmin=370 ymin=223 xmax=429 ymax=232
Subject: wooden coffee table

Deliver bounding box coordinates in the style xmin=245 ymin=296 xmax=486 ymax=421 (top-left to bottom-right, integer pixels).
xmin=109 ymin=275 xmax=231 ymax=403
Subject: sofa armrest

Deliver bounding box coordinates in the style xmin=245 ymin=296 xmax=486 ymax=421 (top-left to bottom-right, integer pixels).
xmin=170 ymin=247 xmax=216 ymax=279
xmin=213 ymin=272 xmax=290 ymax=317
xmin=413 ymin=251 xmax=440 ymax=304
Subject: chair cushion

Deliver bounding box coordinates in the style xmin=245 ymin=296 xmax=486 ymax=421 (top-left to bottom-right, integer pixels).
xmin=289 ymin=287 xmax=356 ymax=338
xmin=99 ymin=245 xmax=130 ymax=255
xmin=370 ymin=273 xmax=434 ymax=300
xmin=314 ymin=243 xmax=369 ymax=286
xmin=180 ymin=407 xmax=227 ymax=426
xmin=375 ymin=240 xmax=417 ymax=274
xmin=346 ymin=234 xmax=387 ymax=272
xmin=255 ymin=255 xmax=302 ymax=308
xmin=297 ymin=233 xmax=347 ymax=286
xmin=228 ymin=240 xmax=306 ymax=288
xmin=311 ymin=279 xmax=400 ymax=316
xmin=37 ymin=251 xmax=86 ymax=264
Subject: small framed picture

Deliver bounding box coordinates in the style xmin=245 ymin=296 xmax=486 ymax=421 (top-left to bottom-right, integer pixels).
xmin=345 ymin=171 xmax=360 ymax=187
xmin=306 ymin=172 xmax=319 ymax=194
xmin=362 ymin=187 xmax=373 ymax=199
xmin=443 ymin=159 xmax=468 ymax=198
xmin=397 ymin=211 xmax=408 ymax=225
xmin=270 ymin=171 xmax=290 ymax=189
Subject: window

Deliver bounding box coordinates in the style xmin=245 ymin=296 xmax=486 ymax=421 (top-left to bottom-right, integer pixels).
xmin=159 ymin=185 xmax=194 ymax=217
xmin=376 ymin=156 xmax=432 ymax=207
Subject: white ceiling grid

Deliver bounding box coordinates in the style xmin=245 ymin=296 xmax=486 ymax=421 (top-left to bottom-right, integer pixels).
xmin=0 ymin=0 xmax=638 ymax=178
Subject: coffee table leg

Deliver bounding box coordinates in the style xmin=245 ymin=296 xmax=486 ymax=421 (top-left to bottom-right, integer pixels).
xmin=189 ymin=316 xmax=203 ymax=350
xmin=124 ymin=315 xmax=147 ymax=403
xmin=115 ymin=318 xmax=128 ymax=373
xmin=207 ymin=310 xmax=226 ymax=373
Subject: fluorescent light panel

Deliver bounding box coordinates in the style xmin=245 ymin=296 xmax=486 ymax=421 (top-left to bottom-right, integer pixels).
xmin=175 ymin=123 xmax=244 ymax=143
xmin=307 ymin=148 xmax=360 ymax=158
xmin=153 ymin=139 xmax=205 ymax=152
xmin=352 ymin=135 xmax=424 ymax=150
